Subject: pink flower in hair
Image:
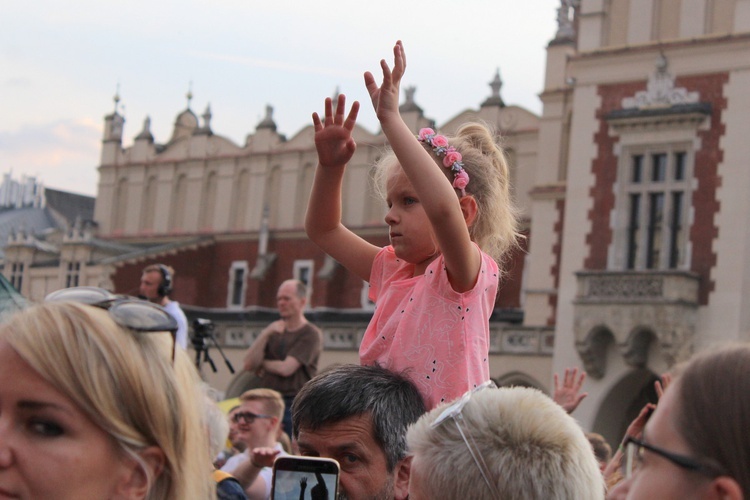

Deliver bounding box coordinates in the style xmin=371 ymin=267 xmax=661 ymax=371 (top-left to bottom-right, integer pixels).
xmin=418 ymin=128 xmax=435 ymax=141
xmin=453 ymin=170 xmax=470 ymax=191
xmin=431 ymin=135 xmax=449 ymax=148
xmin=443 ymin=150 xmax=462 ymax=168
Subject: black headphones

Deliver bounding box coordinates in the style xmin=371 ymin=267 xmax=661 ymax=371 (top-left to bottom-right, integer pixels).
xmin=157 ymin=264 xmax=173 ymax=297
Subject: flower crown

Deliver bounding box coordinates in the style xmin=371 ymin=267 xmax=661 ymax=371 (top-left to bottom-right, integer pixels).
xmin=417 ymin=128 xmax=470 ymax=196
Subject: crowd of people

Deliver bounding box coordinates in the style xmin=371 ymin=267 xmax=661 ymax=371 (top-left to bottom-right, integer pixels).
xmin=1 ymin=41 xmax=748 ymax=499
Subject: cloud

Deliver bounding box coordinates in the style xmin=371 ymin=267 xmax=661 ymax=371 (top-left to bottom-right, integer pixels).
xmin=188 ymin=50 xmax=360 ymax=80
xmin=0 ymin=118 xmax=101 ymax=196
xmin=2 ymin=77 xmax=32 ymax=88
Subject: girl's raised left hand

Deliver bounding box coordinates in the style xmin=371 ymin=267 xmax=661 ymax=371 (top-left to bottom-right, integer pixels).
xmin=312 ymin=94 xmax=360 ymax=168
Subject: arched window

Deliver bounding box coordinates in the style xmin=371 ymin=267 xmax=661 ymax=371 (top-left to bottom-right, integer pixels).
xmin=230 ymin=169 xmax=250 ymax=230
xmin=113 ymin=177 xmax=128 ymax=232
xmin=141 ymin=175 xmax=158 ymax=232
xmin=295 ymin=163 xmax=316 ymax=227
xmin=266 ymin=165 xmax=281 ymax=228
xmin=200 ymin=171 xmax=217 ymax=230
xmin=170 ymin=174 xmax=187 ymax=231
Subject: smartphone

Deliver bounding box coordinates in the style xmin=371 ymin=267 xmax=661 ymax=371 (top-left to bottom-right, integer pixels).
xmin=271 ymin=456 xmax=340 ymax=500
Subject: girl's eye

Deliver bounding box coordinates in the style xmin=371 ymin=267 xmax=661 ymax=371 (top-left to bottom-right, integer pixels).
xmin=29 ymin=420 xmax=64 ymax=437
xmin=404 ymin=197 xmax=417 ymax=205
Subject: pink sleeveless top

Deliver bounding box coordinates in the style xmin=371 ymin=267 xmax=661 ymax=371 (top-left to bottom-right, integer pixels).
xmin=360 ymin=245 xmax=499 ymax=409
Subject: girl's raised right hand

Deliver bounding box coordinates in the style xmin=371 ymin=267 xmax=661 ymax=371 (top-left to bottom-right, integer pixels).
xmin=312 ymin=94 xmax=360 ymax=168
xmin=364 ymin=40 xmax=405 ymax=123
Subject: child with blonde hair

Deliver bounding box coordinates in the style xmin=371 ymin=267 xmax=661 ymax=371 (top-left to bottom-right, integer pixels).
xmin=305 ymin=41 xmax=520 ymax=408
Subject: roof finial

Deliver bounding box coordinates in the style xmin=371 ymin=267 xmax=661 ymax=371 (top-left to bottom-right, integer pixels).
xmin=257 ymin=104 xmax=277 ymax=131
xmin=481 ymin=68 xmax=505 ymax=108
xmin=202 ymin=103 xmax=212 ymax=131
xmin=113 ymin=83 xmax=121 ymax=113
xmin=186 ymin=81 xmax=193 ymax=109
xmin=490 ymin=68 xmax=503 ymax=98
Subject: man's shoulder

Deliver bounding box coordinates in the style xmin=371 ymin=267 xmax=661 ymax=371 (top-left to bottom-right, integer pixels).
xmin=163 ymin=301 xmax=188 ymax=322
xmin=287 ymin=321 xmax=321 ymax=336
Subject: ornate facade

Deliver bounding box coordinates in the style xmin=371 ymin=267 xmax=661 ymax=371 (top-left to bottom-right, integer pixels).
xmin=531 ymin=0 xmax=750 ymax=445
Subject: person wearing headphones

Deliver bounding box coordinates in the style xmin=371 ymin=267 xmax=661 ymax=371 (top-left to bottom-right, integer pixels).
xmin=139 ymin=263 xmax=189 ymax=349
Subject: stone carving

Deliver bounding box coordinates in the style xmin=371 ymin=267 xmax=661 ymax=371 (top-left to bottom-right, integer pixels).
xmin=575 ymin=328 xmax=613 ymax=379
xmin=586 ymin=275 xmax=663 ymax=299
xmin=622 ymin=54 xmax=700 ymax=109
xmin=620 ymin=329 xmax=655 ymax=367
xmin=399 ymin=85 xmax=422 ymax=113
xmin=404 ymin=86 xmax=416 ymax=106
xmin=554 ymin=0 xmax=579 ymax=40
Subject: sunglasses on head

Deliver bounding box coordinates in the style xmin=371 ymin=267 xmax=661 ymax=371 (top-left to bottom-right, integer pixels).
xmin=44 ymin=286 xmax=179 ymax=361
xmin=431 ymin=380 xmax=500 ymax=498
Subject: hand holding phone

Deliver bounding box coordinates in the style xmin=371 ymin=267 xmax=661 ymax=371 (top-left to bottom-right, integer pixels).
xmin=271 ymin=456 xmax=339 ymax=500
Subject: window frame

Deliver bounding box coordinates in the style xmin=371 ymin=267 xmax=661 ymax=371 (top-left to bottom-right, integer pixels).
xmin=226 ymin=260 xmax=249 ymax=309
xmin=293 ymin=259 xmax=314 ymax=309
xmin=612 ymin=143 xmax=693 ymax=271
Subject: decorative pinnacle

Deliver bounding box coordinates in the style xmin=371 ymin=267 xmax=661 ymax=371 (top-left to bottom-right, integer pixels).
xmin=186 ymin=81 xmax=193 ymax=109
xmin=489 ymin=68 xmax=502 ymax=98
xmin=113 ymin=83 xmax=121 ymax=113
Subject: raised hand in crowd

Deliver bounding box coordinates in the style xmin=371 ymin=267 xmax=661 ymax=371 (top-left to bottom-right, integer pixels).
xmin=654 ymin=371 xmax=672 ymax=399
xmin=602 ymin=402 xmax=656 ymax=483
xmin=553 ymin=367 xmax=588 ymax=414
xmin=251 ymin=446 xmax=281 ymax=469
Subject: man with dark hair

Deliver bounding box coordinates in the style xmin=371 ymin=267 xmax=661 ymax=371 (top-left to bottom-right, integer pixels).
xmin=243 ymin=279 xmax=322 ymax=437
xmin=292 ymin=364 xmax=426 ymax=500
xmin=139 ymin=263 xmax=188 ymax=349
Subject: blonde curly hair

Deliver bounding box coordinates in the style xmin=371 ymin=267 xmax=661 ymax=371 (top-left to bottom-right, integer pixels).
xmin=373 ymin=122 xmax=521 ymax=267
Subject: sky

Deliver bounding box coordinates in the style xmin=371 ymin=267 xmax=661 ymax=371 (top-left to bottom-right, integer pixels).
xmin=1 ymin=0 xmax=561 ymax=197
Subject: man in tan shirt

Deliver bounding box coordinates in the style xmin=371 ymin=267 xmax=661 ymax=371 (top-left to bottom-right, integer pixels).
xmin=243 ymin=279 xmax=322 ymax=437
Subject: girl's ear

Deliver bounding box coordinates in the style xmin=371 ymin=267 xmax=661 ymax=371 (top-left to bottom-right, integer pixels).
xmin=459 ymin=195 xmax=478 ymax=228
xmin=115 ymin=446 xmax=166 ymax=499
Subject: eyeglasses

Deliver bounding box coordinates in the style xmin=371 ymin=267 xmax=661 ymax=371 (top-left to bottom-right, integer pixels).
xmin=44 ymin=286 xmax=178 ymax=361
xmin=233 ymin=411 xmax=274 ymax=425
xmin=622 ymin=435 xmax=727 ymax=479
xmin=431 ymin=380 xmax=500 ymax=498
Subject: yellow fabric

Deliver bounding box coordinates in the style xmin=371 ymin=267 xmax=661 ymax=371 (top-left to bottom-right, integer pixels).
xmin=212 ymin=469 xmax=234 ymax=483
xmin=218 ymin=397 xmax=241 ymax=414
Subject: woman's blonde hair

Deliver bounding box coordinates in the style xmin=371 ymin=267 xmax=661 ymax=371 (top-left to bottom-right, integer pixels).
xmin=0 ymin=302 xmax=215 ymax=500
xmin=374 ymin=122 xmax=521 ymax=265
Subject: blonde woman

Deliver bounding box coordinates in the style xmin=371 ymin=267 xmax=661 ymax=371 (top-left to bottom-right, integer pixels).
xmin=0 ymin=291 xmax=215 ymax=499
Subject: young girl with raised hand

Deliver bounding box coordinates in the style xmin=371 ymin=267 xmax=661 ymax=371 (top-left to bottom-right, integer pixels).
xmin=305 ymin=41 xmax=519 ymax=409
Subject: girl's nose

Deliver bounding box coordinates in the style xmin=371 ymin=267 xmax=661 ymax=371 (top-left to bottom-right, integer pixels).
xmin=385 ymin=207 xmax=397 ymax=225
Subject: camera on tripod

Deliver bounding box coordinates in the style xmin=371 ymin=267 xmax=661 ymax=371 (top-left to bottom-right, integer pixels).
xmin=191 ymin=318 xmax=215 ymax=351
xmin=190 ymin=318 xmax=235 ymax=375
